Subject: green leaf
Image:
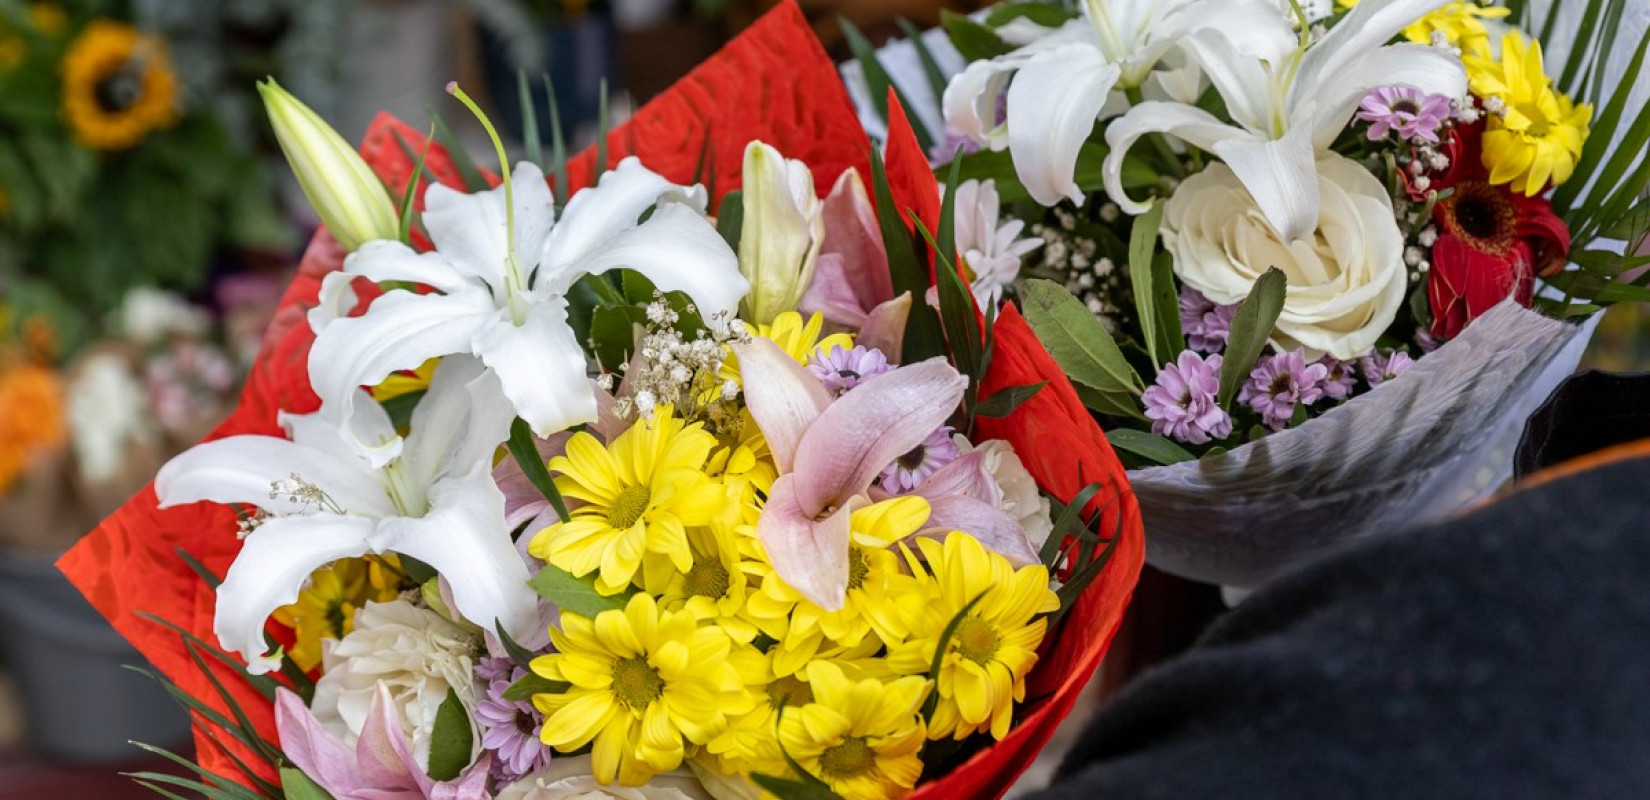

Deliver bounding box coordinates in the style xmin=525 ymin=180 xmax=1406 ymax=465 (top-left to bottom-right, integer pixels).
xmin=897 ymin=18 xmax=950 ymax=115
xmin=750 ymin=773 xmax=845 ymax=800
xmin=496 ymin=620 xmax=539 ymax=671
xmin=869 ymin=148 xmax=945 ymax=362
xmin=1553 ymin=30 xmax=1649 ymax=213
xmin=381 ymin=389 xmax=427 ymax=430
xmin=503 ymin=672 xmax=571 ymax=702
xmin=975 ymin=382 xmax=1046 ymax=418
xmin=1106 ymin=428 xmax=1197 ymax=466
xmin=941 ymin=9 xmax=1012 ymax=61
xmin=1568 ymin=248 xmax=1650 ymax=276
xmin=1126 ymin=202 xmax=1171 ymax=368
xmin=1019 ymin=279 xmax=1144 ymax=395
xmin=596 ymin=79 xmax=610 ymax=176
xmin=716 ymin=190 xmax=745 ymax=251
xmin=127 ymin=740 xmax=277 ymax=800
xmin=175 ymin=547 xmax=224 ymax=590
xmin=1217 ymin=268 xmax=1287 ymax=408
xmin=946 ymin=141 xmax=1157 ymax=206
xmin=517 ymin=70 xmax=543 ymax=168
xmin=280 ymin=767 xmax=339 ymax=800
xmin=985 ymin=2 xmax=1075 ymax=27
xmin=543 ymin=73 xmax=569 ymax=197
xmin=1546 ymin=270 xmax=1650 ymax=303
xmin=1039 ymin=482 xmax=1106 ymax=567
xmin=508 ymin=418 xmax=571 ymax=524
xmin=1555 ymin=0 xmax=1608 ymax=92
xmin=841 ymin=17 xmax=936 ymax=152
xmin=529 ymin=564 xmax=633 ymax=618
xmin=426 ymin=688 xmax=474 ymax=782
xmin=1075 ymin=384 xmax=1148 ymax=421
xmin=393 ymin=129 xmax=436 ymax=247
xmin=589 ymin=304 xmax=647 ymax=372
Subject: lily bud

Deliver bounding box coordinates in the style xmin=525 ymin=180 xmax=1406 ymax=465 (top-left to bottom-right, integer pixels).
xmin=738 ymin=141 xmax=824 ymax=324
xmin=259 ymin=78 xmax=399 ymax=252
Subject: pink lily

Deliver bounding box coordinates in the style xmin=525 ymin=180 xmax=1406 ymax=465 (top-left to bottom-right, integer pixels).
xmin=798 ymin=168 xmax=912 ymax=357
xmin=275 ymin=683 xmax=491 ymax=800
xmin=736 ymin=337 xmax=967 ymax=609
xmin=886 ymin=450 xmax=1041 ymax=567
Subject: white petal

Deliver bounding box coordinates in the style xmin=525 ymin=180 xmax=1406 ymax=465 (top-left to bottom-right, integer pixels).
xmin=1298 ymin=0 xmax=1454 ymax=88
xmin=563 ymin=202 xmax=747 ymax=321
xmin=1104 ymin=101 xmax=1253 ymax=215
xmin=423 ymin=162 xmax=557 ymax=288
xmin=215 ymin=514 xmax=377 ymax=674
xmin=739 ymin=141 xmax=822 ymax=324
xmin=401 ymin=355 xmax=514 ymax=489
xmin=1210 ymin=121 xmax=1320 ymax=242
xmin=343 ymin=241 xmax=476 ymax=296
xmin=1301 ymin=43 xmax=1466 ymax=148
xmin=541 ymin=157 xmax=701 ymax=277
xmin=307 ymin=289 xmax=492 ymax=466
xmin=943 ymin=58 xmax=1019 ymax=150
xmin=156 ymin=435 xmax=394 ymax=518
xmin=374 ymin=467 xmax=539 ymax=644
xmin=1178 ymin=31 xmax=1280 ymax=133
xmin=473 ymin=296 xmax=596 ymax=438
xmin=1007 ymin=43 xmax=1121 ymax=207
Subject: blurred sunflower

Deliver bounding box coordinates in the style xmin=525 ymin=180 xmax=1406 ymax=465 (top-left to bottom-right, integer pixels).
xmin=61 ymin=20 xmax=178 ymax=150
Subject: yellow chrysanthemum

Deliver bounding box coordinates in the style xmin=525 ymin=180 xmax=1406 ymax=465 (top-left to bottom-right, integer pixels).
xmin=530 ymin=407 xmax=725 ymax=595
xmin=1466 ymin=31 xmax=1591 ymax=195
xmin=704 ymin=408 xmax=778 ymax=532
xmin=369 ymin=358 xmax=438 ymax=403
xmin=0 ymin=364 xmax=65 ymax=493
xmin=744 ymin=497 xmax=931 ymax=677
xmin=531 ymin=593 xmax=757 ymax=786
xmin=271 ymin=556 xmax=405 ymax=672
xmin=61 ymin=20 xmax=178 ymax=150
xmin=720 ymin=310 xmax=853 ymax=387
xmin=637 ymin=524 xmax=759 ymax=641
xmin=885 ymin=533 xmax=1057 ymax=742
xmin=708 ymin=647 xmax=895 ymax=777
xmin=776 ymin=661 xmax=929 ymax=800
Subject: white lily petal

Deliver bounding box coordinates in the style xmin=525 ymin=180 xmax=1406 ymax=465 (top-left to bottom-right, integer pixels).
xmin=1210 ymin=121 xmax=1319 ymax=242
xmin=307 ymin=289 xmax=492 ymax=466
xmin=155 ymin=435 xmax=395 ymax=518
xmin=733 ymin=337 xmax=832 ymax=473
xmin=1178 ymin=31 xmax=1280 ymax=133
xmin=1302 ymin=43 xmax=1467 ymax=148
xmin=423 ymin=162 xmax=557 ymax=287
xmin=564 ymin=202 xmax=748 ymax=321
xmin=943 ymin=58 xmax=1019 ymax=150
xmin=375 ymin=467 xmax=540 ymax=644
xmin=401 ymin=356 xmax=513 ymax=489
xmin=473 ymin=296 xmax=595 ymax=438
xmin=216 ymin=514 xmax=377 ymax=674
xmin=342 ymin=241 xmax=476 ymax=296
xmin=542 ymin=157 xmax=700 ymax=277
xmin=1006 ymin=44 xmax=1121 ymax=207
xmin=1297 ymin=0 xmax=1454 ymax=89
xmin=739 ymin=141 xmax=823 ymax=324
xmin=1103 ymin=101 xmax=1252 ymax=215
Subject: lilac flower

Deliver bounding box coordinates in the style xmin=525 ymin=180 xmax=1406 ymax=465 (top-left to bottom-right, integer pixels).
xmin=880 ymin=424 xmax=962 ymax=493
xmin=1315 ymin=356 xmax=1358 ymax=401
xmin=475 ymin=667 xmax=552 ymax=785
xmin=1240 ymin=351 xmax=1330 ymax=430
xmin=1179 ymin=287 xmax=1237 ymax=353
xmin=1143 ymin=351 xmax=1232 ymax=445
xmin=808 ymin=344 xmax=894 ymax=394
xmin=474 ymin=655 xmax=515 ymax=685
xmin=1360 ymin=350 xmax=1416 ymax=388
xmin=1356 ymin=87 xmax=1454 ymax=143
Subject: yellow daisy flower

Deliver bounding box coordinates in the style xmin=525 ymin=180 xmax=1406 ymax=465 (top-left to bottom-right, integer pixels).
xmin=529 ymin=407 xmax=725 ymax=595
xmin=1467 ymin=31 xmax=1591 ymax=195
xmin=271 ymin=556 xmax=405 ymax=672
xmin=705 ymin=408 xmax=778 ymax=532
xmin=744 ymin=497 xmax=931 ymax=677
xmin=61 ymin=20 xmax=178 ymax=150
xmin=885 ymin=533 xmax=1058 ymax=741
xmin=708 ymin=647 xmax=895 ymax=777
xmin=776 ymin=661 xmax=929 ymax=800
xmin=638 ymin=524 xmax=759 ymax=642
xmin=720 ymin=310 xmax=854 ymax=387
xmin=531 ymin=593 xmax=757 ymax=786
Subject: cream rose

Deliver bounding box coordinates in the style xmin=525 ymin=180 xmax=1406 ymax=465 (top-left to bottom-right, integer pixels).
xmin=1161 ymin=153 xmax=1406 ymax=360
xmin=500 ymin=755 xmax=714 ymax=800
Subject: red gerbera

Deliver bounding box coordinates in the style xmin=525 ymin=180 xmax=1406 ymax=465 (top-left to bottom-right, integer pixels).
xmin=1426 ymin=121 xmax=1570 ymax=340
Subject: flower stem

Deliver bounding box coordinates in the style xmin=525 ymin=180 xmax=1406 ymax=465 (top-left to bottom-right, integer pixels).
xmin=447 ymin=82 xmax=523 ymax=290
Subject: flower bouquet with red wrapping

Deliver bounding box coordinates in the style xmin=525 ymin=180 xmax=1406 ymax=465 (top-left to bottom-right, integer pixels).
xmin=837 ymin=0 xmax=1650 ymax=586
xmin=58 ymin=5 xmax=1143 ymax=800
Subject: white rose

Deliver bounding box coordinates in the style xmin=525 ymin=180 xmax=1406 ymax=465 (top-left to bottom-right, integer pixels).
xmin=952 ymin=435 xmax=1054 ymax=552
xmin=311 ymin=599 xmax=482 ymax=772
xmin=1161 ymin=153 xmax=1406 ymax=360
xmin=500 ymin=755 xmax=714 ymax=800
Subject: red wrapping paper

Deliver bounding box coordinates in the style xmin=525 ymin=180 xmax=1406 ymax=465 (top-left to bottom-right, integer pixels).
xmin=59 ymin=4 xmax=1143 ymax=797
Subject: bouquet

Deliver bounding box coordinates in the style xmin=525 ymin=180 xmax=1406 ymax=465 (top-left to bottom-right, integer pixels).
xmin=59 ymin=6 xmax=1144 ymax=800
xmin=841 ymin=0 xmax=1650 ymax=586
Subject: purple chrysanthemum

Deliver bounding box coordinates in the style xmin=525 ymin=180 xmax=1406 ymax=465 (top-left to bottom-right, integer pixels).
xmin=475 ymin=667 xmax=553 ymax=785
xmin=1179 ymin=287 xmax=1237 ymax=353
xmin=1240 ymin=350 xmax=1329 ymax=430
xmin=474 ymin=655 xmax=514 ymax=685
xmin=1356 ymin=87 xmax=1453 ymax=143
xmin=880 ymin=425 xmax=961 ymax=493
xmin=1315 ymin=356 xmax=1358 ymax=402
xmin=1359 ymin=350 xmax=1416 ymax=388
xmin=809 ymin=344 xmax=894 ymax=393
xmin=1143 ymin=351 xmax=1232 ymax=445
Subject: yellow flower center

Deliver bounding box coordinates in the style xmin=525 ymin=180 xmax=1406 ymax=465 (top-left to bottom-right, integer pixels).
xmin=1514 ymin=102 xmax=1551 ymax=137
xmin=682 ymin=558 xmax=730 ymax=599
xmin=954 ymin=616 xmax=1002 ymax=666
xmin=611 ymin=656 xmax=665 ymax=710
xmin=765 ymin=675 xmax=814 ymax=710
xmin=846 ymin=548 xmax=871 ymax=591
xmin=607 ymin=485 xmax=652 ymax=529
xmin=819 ymin=736 xmax=875 ymax=779
xmin=325 ymin=599 xmax=349 ymax=639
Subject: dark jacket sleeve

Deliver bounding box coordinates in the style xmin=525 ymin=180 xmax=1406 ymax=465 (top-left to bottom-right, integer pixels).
xmin=1041 ymin=453 xmax=1650 ymax=800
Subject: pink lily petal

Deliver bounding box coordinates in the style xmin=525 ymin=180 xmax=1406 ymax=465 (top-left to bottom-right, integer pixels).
xmin=789 ymin=357 xmax=966 ymax=518
xmin=820 ymin=168 xmax=892 ymax=310
xmin=277 ymin=689 xmax=381 ymax=799
xmin=915 ymin=496 xmax=1040 ymax=568
xmin=799 ymin=253 xmax=870 ymax=328
xmin=733 ymin=337 xmax=832 ymax=472
xmin=756 ymin=474 xmax=854 ymax=610
xmin=856 ymin=293 xmax=912 ymax=362
xmin=909 ymin=450 xmax=1001 ymax=505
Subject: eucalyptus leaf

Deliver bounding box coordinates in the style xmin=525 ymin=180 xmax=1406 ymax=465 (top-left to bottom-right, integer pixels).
xmin=1020 ymin=279 xmax=1144 ymax=395
xmin=529 ymin=564 xmax=633 ymax=618
xmin=426 ymin=688 xmax=474 ymax=781
xmin=1106 ymin=428 xmax=1198 ymax=466
xmin=976 ymin=382 xmax=1046 ymax=418
xmin=280 ymin=767 xmax=339 ymax=800
xmin=1217 ymin=268 xmax=1287 ymax=408
xmin=1126 ymin=203 xmax=1170 ymax=368
xmin=941 ymin=10 xmax=1013 ymax=61
xmin=503 ymin=672 xmax=571 ymax=702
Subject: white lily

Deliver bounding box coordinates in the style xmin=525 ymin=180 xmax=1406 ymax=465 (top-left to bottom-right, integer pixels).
xmin=1102 ymin=0 xmax=1466 ymax=242
xmin=739 ymin=141 xmax=824 ymax=325
xmin=309 ymin=159 xmax=746 ymax=464
xmin=942 ymin=0 xmax=1293 ymax=206
xmin=156 ymin=356 xmax=536 ymax=675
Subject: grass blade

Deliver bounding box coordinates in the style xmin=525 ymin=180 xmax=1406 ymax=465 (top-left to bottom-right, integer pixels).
xmin=517 ymin=69 xmax=542 ymax=168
